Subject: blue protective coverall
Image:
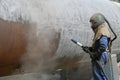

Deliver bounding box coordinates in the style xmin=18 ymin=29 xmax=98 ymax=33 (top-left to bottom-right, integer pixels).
xmin=91 ymin=35 xmax=113 ymax=80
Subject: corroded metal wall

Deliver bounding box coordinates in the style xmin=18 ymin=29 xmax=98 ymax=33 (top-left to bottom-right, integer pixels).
xmin=0 ymin=19 xmax=28 ymax=76
xmin=0 ymin=0 xmax=120 ymax=79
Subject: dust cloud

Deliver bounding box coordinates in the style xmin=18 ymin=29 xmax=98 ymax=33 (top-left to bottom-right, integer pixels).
xmin=0 ymin=0 xmax=61 ymax=76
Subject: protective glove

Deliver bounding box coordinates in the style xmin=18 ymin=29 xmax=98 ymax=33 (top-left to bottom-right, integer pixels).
xmin=82 ymin=46 xmax=91 ymax=53
xmin=82 ymin=46 xmax=98 ymax=60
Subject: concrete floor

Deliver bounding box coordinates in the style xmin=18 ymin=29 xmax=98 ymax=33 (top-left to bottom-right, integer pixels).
xmin=0 ymin=73 xmax=60 ymax=80
xmin=0 ymin=73 xmax=119 ymax=80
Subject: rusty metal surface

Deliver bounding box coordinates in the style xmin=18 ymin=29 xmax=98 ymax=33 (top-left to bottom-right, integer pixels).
xmin=0 ymin=19 xmax=28 ymax=76
xmin=0 ymin=0 xmax=120 ymax=79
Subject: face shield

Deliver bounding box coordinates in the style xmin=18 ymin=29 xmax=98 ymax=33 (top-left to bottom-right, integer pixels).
xmin=90 ymin=20 xmax=98 ymax=31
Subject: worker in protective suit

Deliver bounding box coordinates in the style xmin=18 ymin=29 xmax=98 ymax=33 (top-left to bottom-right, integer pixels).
xmin=83 ymin=13 xmax=113 ymax=80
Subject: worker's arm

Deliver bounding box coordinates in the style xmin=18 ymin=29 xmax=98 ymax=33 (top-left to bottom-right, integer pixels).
xmin=98 ymin=35 xmax=109 ymax=53
xmin=82 ymin=46 xmax=94 ymax=53
xmin=82 ymin=35 xmax=109 ymax=60
xmin=98 ymin=35 xmax=110 ymax=64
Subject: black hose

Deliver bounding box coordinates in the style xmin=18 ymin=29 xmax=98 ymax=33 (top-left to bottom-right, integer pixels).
xmin=104 ymin=17 xmax=117 ymax=43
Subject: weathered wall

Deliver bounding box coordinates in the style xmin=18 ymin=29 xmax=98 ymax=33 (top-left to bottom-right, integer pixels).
xmin=0 ymin=0 xmax=120 ymax=79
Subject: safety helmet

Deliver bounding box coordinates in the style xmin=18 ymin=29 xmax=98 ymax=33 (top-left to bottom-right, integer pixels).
xmin=90 ymin=13 xmax=105 ymax=30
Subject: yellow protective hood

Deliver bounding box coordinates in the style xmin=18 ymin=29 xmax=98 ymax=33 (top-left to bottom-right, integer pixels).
xmin=92 ymin=23 xmax=111 ymax=48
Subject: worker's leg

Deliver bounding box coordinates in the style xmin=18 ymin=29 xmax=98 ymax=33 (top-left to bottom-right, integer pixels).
xmin=92 ymin=63 xmax=106 ymax=80
xmin=100 ymin=51 xmax=113 ymax=80
xmin=92 ymin=51 xmax=111 ymax=80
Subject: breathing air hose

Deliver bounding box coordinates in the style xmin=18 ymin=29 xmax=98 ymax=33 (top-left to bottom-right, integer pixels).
xmin=103 ymin=17 xmax=117 ymax=80
xmin=104 ymin=17 xmax=117 ymax=45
